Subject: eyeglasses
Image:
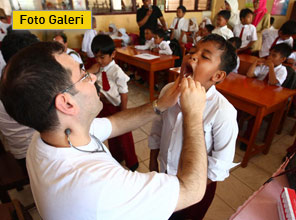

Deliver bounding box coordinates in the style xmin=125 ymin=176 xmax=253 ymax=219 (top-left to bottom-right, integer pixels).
xmin=48 ymin=64 xmax=93 ymax=111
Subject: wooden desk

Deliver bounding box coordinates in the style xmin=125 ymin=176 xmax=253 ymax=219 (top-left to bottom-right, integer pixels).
xmin=216 ymin=73 xmax=296 ymax=167
xmin=238 ymin=54 xmax=258 ymax=75
xmin=115 ymin=46 xmax=179 ymax=101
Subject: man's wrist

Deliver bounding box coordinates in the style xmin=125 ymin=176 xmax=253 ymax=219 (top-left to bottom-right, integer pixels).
xmin=152 ymin=99 xmax=165 ymax=115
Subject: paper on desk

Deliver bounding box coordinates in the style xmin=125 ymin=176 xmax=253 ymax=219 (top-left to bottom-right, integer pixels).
xmin=134 ymin=53 xmax=160 ymax=60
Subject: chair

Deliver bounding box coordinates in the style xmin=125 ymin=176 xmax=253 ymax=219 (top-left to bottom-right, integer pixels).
xmin=0 ymin=140 xmax=29 ymax=203
xmin=277 ymin=65 xmax=296 ymax=135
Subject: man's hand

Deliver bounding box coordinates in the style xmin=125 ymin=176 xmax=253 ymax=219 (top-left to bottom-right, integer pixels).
xmin=157 ymin=75 xmax=182 ymax=112
xmin=147 ymin=8 xmax=153 ymax=16
xmin=180 ymin=78 xmax=206 ymax=116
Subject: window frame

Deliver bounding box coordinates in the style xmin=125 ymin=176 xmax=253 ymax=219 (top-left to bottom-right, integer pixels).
xmin=163 ymin=0 xmax=211 ymax=13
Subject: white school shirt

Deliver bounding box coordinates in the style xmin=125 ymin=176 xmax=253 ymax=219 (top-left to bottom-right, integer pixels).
xmin=254 ymin=63 xmax=287 ymax=85
xmin=170 ymin=17 xmax=189 ymax=44
xmin=212 ymin=25 xmax=234 ymax=40
xmin=82 ymin=29 xmax=97 ymax=58
xmin=259 ymin=29 xmax=293 ymax=58
xmin=135 ymin=38 xmax=154 ymax=50
xmin=96 ymin=60 xmax=129 ymax=106
xmin=0 ymin=101 xmax=35 ymax=159
xmin=149 ymin=84 xmax=239 ymax=181
xmin=233 ymin=24 xmax=257 ymax=48
xmin=0 ymin=52 xmax=5 ymax=78
xmin=288 ymin=51 xmax=296 ymax=61
xmin=27 ymin=118 xmax=179 ymax=220
xmin=66 ymin=48 xmax=84 ymax=66
xmin=0 ymin=21 xmax=10 ymax=42
xmin=150 ymin=41 xmax=173 ymax=55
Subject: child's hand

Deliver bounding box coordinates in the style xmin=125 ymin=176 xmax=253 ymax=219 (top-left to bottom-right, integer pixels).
xmin=264 ymin=58 xmax=274 ymax=68
xmin=256 ymin=58 xmax=265 ymax=66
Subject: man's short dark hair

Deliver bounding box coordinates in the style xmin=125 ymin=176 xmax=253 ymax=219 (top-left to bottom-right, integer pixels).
xmin=228 ymin=37 xmax=242 ymax=50
xmin=217 ymin=10 xmax=231 ymax=21
xmin=153 ymin=28 xmax=166 ymax=39
xmin=0 ymin=42 xmax=76 ymax=132
xmin=239 ymin=8 xmax=254 ymax=20
xmin=1 ymin=32 xmax=39 ymax=63
xmin=177 ymin=5 xmax=186 ymax=13
xmin=279 ymin=20 xmax=296 ymax=35
xmin=91 ymin=34 xmax=115 ymax=56
xmin=200 ymin=34 xmax=237 ymax=74
xmin=205 ymin=24 xmax=215 ymax=33
xmin=270 ymin=43 xmax=293 ymax=58
xmin=53 ymin=32 xmax=67 ymax=43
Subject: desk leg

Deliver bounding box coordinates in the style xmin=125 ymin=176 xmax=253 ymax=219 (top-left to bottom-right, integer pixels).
xmin=263 ymin=103 xmax=287 ymax=155
xmin=241 ymin=108 xmax=264 ymax=168
xmin=149 ymin=70 xmax=155 ymax=102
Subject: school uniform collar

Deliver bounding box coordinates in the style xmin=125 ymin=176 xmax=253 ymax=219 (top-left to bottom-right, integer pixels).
xmin=274 ymin=63 xmax=283 ymax=70
xmin=100 ymin=60 xmax=115 ymax=73
xmin=220 ymin=25 xmax=228 ymax=30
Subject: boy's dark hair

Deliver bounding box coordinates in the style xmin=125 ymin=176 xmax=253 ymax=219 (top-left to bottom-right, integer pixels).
xmin=205 ymin=24 xmax=215 ymax=33
xmin=144 ymin=27 xmax=153 ymax=32
xmin=228 ymin=37 xmax=242 ymax=50
xmin=53 ymin=32 xmax=67 ymax=43
xmin=0 ymin=42 xmax=76 ymax=132
xmin=279 ymin=20 xmax=296 ymax=35
xmin=153 ymin=28 xmax=166 ymax=39
xmin=200 ymin=34 xmax=237 ymax=74
xmin=239 ymin=8 xmax=254 ymax=20
xmin=91 ymin=34 xmax=115 ymax=55
xmin=217 ymin=10 xmax=231 ymax=21
xmin=270 ymin=17 xmax=275 ymax=26
xmin=177 ymin=5 xmax=186 ymax=13
xmin=270 ymin=43 xmax=293 ymax=58
xmin=1 ymin=32 xmax=39 ymax=63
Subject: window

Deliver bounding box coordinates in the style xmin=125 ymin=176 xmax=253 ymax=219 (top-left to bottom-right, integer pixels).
xmin=85 ymin=0 xmax=137 ymax=14
xmin=165 ymin=0 xmax=211 ymax=12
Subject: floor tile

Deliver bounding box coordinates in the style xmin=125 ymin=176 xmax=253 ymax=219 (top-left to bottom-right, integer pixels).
xmin=203 ymin=195 xmax=235 ymax=220
xmin=134 ymin=139 xmax=150 ymax=162
xmin=231 ymin=163 xmax=270 ymax=191
xmin=132 ymin=128 xmax=148 ymax=143
xmin=215 ymin=174 xmax=254 ymax=211
xmin=140 ymin=121 xmax=153 ymax=135
xmin=136 ymin=161 xmax=149 ymax=173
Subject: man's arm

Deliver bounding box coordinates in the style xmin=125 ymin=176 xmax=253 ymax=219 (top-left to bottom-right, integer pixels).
xmin=137 ymin=9 xmax=153 ymax=27
xmin=175 ymin=78 xmax=207 ymax=211
xmin=108 ymin=76 xmax=181 ymax=138
xmin=159 ymin=16 xmax=167 ymax=30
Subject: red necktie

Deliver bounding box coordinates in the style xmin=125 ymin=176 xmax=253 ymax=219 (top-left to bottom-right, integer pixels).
xmin=270 ymin=36 xmax=280 ymax=49
xmin=174 ymin=19 xmax=179 ymax=29
xmin=239 ymin=27 xmax=245 ymax=39
xmin=101 ymin=71 xmax=110 ymax=91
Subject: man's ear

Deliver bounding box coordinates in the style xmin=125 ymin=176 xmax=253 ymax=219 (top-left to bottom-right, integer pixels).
xmin=211 ymin=70 xmax=226 ymax=83
xmin=55 ymin=93 xmax=78 ymax=116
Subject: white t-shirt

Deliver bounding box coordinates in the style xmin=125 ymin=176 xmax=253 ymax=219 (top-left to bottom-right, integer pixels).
xmin=150 ymin=41 xmax=173 ymax=55
xmin=212 ymin=25 xmax=234 ymax=40
xmin=170 ymin=17 xmax=189 ymax=44
xmin=27 ymin=118 xmax=179 ymax=220
xmin=260 ymin=29 xmax=293 ymax=58
xmin=233 ymin=24 xmax=257 ymax=48
xmin=96 ymin=60 xmax=129 ymax=106
xmin=82 ymin=29 xmax=97 ymax=58
xmin=254 ymin=64 xmax=287 ymax=85
xmin=0 ymin=101 xmax=35 ymax=159
xmin=149 ymin=84 xmax=239 ymax=181
xmin=288 ymin=51 xmax=296 ymax=61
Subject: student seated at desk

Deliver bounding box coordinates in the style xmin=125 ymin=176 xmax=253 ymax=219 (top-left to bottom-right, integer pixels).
xmin=259 ymin=20 xmax=296 ymax=58
xmin=233 ymin=8 xmax=257 ymax=54
xmin=247 ymin=43 xmax=292 ymax=86
xmin=135 ymin=27 xmax=154 ymax=50
xmin=107 ymin=23 xmax=118 ymax=38
xmin=193 ymin=24 xmax=214 ymax=45
xmin=113 ymin=28 xmax=130 ymax=47
xmin=151 ymin=29 xmax=172 ymax=55
xmin=212 ymin=10 xmax=234 ymax=40
xmin=228 ymin=37 xmax=242 ymax=73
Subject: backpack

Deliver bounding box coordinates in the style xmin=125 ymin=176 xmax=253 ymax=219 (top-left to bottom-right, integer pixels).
xmin=169 ymin=39 xmax=183 ymax=67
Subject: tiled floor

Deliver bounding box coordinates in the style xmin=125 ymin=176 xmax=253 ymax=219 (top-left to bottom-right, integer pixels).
xmin=6 ymin=80 xmax=296 ymax=220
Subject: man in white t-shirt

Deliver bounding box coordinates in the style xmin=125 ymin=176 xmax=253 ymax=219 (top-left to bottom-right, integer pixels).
xmin=0 ymin=41 xmax=208 ymax=220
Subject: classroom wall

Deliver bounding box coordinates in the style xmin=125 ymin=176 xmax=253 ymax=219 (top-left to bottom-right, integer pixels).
xmin=53 ymin=0 xmax=294 ymax=48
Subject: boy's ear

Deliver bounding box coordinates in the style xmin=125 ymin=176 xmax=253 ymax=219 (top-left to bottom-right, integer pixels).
xmin=211 ymin=70 xmax=226 ymax=83
xmin=111 ymin=51 xmax=116 ymax=59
